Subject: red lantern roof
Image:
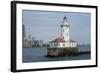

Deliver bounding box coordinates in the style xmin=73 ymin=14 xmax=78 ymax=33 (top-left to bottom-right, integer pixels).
xmin=50 ymin=37 xmax=66 ymax=43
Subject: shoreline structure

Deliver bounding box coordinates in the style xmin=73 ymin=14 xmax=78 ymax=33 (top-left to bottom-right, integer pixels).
xmin=47 ymin=16 xmax=79 ymax=57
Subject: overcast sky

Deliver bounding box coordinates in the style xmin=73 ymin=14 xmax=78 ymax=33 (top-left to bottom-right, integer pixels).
xmin=22 ymin=10 xmax=91 ymax=44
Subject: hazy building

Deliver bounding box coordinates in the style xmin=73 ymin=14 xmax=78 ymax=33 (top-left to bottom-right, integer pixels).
xmin=22 ymin=24 xmax=25 ymax=38
xmin=22 ymin=24 xmax=32 ymax=48
xmin=32 ymin=39 xmax=43 ymax=47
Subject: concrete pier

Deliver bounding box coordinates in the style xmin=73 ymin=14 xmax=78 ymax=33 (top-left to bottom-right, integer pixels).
xmin=47 ymin=47 xmax=79 ymax=57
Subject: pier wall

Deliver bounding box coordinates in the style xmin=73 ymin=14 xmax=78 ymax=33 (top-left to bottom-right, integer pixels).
xmin=47 ymin=47 xmax=79 ymax=57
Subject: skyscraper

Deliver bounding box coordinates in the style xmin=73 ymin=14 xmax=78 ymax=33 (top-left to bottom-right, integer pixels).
xmin=22 ymin=24 xmax=25 ymax=38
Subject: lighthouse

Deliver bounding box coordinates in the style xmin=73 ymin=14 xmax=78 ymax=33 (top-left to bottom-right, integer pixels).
xmin=61 ymin=16 xmax=70 ymax=47
xmin=47 ymin=16 xmax=78 ymax=57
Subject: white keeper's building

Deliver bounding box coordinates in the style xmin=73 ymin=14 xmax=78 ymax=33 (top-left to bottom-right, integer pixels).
xmin=49 ymin=16 xmax=77 ymax=48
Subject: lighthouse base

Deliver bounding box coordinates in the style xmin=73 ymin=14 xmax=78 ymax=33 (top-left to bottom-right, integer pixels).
xmin=47 ymin=47 xmax=79 ymax=57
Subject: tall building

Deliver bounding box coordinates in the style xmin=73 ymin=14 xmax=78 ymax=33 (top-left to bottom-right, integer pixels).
xmin=22 ymin=24 xmax=25 ymax=38
xmin=22 ymin=24 xmax=25 ymax=48
xmin=22 ymin=24 xmax=33 ymax=48
xmin=32 ymin=37 xmax=35 ymax=46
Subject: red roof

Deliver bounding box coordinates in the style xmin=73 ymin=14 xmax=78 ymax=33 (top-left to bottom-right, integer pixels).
xmin=50 ymin=36 xmax=76 ymax=43
xmin=50 ymin=37 xmax=66 ymax=43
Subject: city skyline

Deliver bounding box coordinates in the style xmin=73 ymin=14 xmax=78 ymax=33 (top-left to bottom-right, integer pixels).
xmin=22 ymin=10 xmax=91 ymax=44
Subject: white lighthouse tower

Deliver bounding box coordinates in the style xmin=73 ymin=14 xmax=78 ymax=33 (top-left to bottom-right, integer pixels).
xmin=61 ymin=16 xmax=70 ymax=47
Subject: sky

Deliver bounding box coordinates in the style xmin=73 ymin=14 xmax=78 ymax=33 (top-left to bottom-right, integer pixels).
xmin=22 ymin=10 xmax=91 ymax=44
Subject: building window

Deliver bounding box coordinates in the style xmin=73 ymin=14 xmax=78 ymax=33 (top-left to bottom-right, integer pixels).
xmin=67 ymin=40 xmax=69 ymax=42
xmin=73 ymin=43 xmax=75 ymax=47
xmin=57 ymin=44 xmax=60 ymax=46
xmin=54 ymin=43 xmax=56 ymax=46
xmin=63 ymin=44 xmax=65 ymax=46
xmin=51 ymin=44 xmax=52 ymax=47
xmin=73 ymin=43 xmax=74 ymax=47
xmin=74 ymin=43 xmax=76 ymax=47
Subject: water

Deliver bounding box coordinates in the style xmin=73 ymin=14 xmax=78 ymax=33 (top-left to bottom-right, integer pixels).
xmin=78 ymin=45 xmax=90 ymax=52
xmin=22 ymin=45 xmax=91 ymax=63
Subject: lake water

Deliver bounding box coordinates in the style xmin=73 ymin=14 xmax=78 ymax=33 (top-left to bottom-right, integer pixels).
xmin=22 ymin=45 xmax=91 ymax=63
